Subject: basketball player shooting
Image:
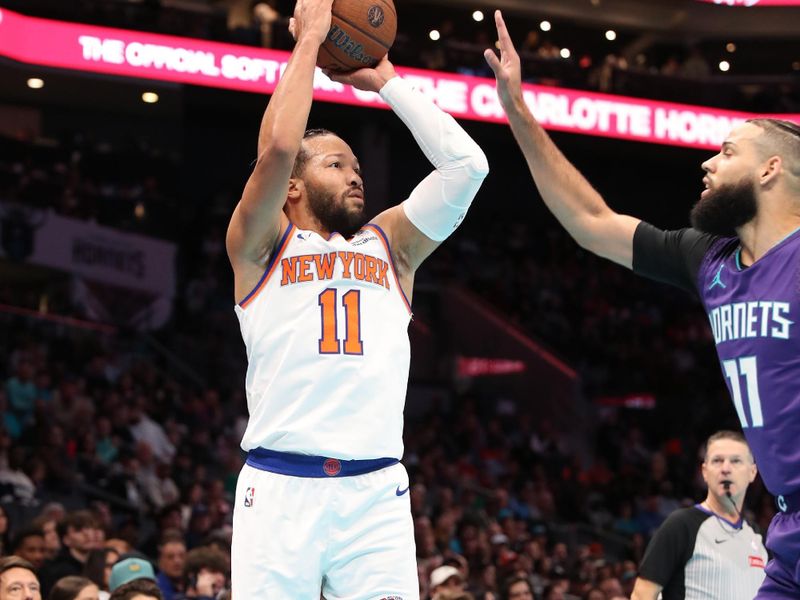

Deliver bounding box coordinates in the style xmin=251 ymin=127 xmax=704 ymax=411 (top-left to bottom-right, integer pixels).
xmin=485 ymin=10 xmax=800 ymax=598
xmin=225 ymin=0 xmax=488 ymax=597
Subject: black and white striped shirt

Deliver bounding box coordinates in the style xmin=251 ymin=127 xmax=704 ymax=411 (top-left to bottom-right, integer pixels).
xmin=638 ymin=505 xmax=767 ymax=599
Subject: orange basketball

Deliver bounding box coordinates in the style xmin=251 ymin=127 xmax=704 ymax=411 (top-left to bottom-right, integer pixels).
xmin=317 ymin=0 xmax=397 ymax=73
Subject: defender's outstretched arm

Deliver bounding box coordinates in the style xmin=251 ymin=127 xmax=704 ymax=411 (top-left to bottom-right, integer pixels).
xmin=485 ymin=10 xmax=640 ymax=269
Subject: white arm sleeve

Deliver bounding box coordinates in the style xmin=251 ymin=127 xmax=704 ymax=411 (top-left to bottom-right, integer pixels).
xmin=379 ymin=76 xmax=489 ymax=242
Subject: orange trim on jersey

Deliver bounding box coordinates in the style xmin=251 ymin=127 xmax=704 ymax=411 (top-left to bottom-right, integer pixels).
xmin=363 ymin=224 xmax=412 ymax=316
xmin=239 ymin=224 xmax=296 ymax=309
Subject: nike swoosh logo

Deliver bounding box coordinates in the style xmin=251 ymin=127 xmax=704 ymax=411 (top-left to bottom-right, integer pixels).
xmin=395 ymin=485 xmax=410 ymax=497
xmin=715 ymin=539 xmax=728 ymax=544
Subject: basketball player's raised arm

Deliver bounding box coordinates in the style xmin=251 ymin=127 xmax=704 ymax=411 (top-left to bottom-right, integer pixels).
xmin=226 ymin=0 xmax=332 ymax=270
xmin=484 ymin=10 xmax=640 ymax=269
xmin=329 ymin=59 xmax=489 ymax=277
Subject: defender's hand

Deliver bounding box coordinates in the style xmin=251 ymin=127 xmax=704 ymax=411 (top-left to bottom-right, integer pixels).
xmin=325 ymin=55 xmax=398 ymax=93
xmin=289 ymin=0 xmax=333 ymax=46
xmin=483 ymin=10 xmax=523 ymax=109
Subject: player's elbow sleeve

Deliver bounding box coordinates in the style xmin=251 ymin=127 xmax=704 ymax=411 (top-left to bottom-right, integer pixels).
xmin=462 ymin=147 xmax=490 ymax=180
xmin=401 ymin=164 xmax=488 ymax=242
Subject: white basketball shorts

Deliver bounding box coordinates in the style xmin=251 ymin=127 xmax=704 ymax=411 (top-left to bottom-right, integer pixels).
xmin=232 ymin=459 xmax=418 ymax=599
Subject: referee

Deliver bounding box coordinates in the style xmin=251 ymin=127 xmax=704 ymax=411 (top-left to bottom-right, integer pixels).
xmin=631 ymin=430 xmax=767 ymax=600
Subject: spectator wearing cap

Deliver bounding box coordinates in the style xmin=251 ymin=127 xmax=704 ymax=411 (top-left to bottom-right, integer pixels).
xmin=0 ymin=556 xmax=41 ymax=600
xmin=155 ymin=532 xmax=185 ymax=600
xmin=430 ymin=565 xmax=465 ymax=598
xmin=108 ymin=579 xmax=163 ymax=600
xmin=172 ymin=547 xmax=228 ymax=600
xmin=39 ymin=512 xmax=99 ymax=596
xmin=10 ymin=527 xmax=46 ymax=570
xmin=108 ymin=558 xmax=156 ymax=593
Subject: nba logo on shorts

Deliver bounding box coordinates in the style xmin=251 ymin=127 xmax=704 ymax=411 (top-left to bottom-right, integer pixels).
xmin=323 ymin=458 xmax=342 ymax=476
xmin=244 ymin=487 xmax=255 ymax=507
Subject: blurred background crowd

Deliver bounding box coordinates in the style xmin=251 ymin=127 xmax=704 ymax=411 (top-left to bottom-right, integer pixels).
xmin=0 ymin=0 xmax=796 ymax=598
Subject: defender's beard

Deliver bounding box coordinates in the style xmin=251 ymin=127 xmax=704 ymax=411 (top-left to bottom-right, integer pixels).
xmin=690 ymin=177 xmax=757 ymax=237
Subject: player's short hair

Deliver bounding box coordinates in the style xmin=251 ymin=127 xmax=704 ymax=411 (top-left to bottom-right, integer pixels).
xmin=291 ymin=128 xmax=339 ymax=178
xmin=746 ymin=118 xmax=800 ymax=177
xmin=703 ymin=430 xmax=752 ymax=461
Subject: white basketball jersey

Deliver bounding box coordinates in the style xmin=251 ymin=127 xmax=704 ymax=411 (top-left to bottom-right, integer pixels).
xmin=234 ymin=223 xmax=412 ymax=460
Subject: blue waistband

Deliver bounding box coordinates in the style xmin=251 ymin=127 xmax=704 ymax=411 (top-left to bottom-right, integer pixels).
xmin=246 ymin=448 xmax=399 ymax=478
xmin=776 ymin=490 xmax=800 ymax=514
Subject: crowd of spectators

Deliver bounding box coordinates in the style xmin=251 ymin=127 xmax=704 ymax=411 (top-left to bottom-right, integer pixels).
xmin=0 ymin=3 xmax=792 ymax=590
xmin=0 ymin=95 xmax=784 ymax=598
xmin=0 ymin=302 xmax=775 ymax=600
xmin=0 ymin=132 xmax=180 ymax=241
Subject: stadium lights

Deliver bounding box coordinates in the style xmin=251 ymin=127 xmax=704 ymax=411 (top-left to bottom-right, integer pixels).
xmin=560 ymin=48 xmax=571 ymax=59
xmin=26 ymin=77 xmax=44 ymax=89
xmin=472 ymin=10 xmax=484 ymax=22
xmin=719 ymin=60 xmax=730 ymax=72
xmin=605 ymin=30 xmax=617 ymax=41
xmin=429 ymin=29 xmax=440 ymax=41
xmin=141 ymin=91 xmax=159 ymax=103
xmin=540 ymin=20 xmax=551 ymax=31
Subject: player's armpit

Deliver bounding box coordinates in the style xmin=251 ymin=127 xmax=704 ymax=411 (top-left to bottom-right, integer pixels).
xmin=630 ymin=577 xmax=663 ymax=600
xmin=371 ymin=160 xmax=486 ymax=276
xmin=369 ymin=206 xmax=426 ymax=302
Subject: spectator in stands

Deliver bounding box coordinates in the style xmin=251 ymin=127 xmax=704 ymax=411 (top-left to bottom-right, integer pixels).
xmin=503 ymin=576 xmax=534 ymax=600
xmin=10 ymin=527 xmax=46 ymax=570
xmin=0 ymin=555 xmax=41 ymax=600
xmin=172 ymin=547 xmax=227 ymax=600
xmin=127 ymin=400 xmax=175 ymax=464
xmin=108 ymin=579 xmax=163 ymax=600
xmin=82 ymin=548 xmax=119 ymax=600
xmin=430 ymin=565 xmax=466 ymax=598
xmin=108 ymin=558 xmax=156 ymax=594
xmin=155 ymin=533 xmax=185 ymax=600
xmin=30 ymin=517 xmax=60 ymax=561
xmin=598 ymin=576 xmax=625 ymax=598
xmin=5 ymin=361 xmax=37 ymax=426
xmin=0 ymin=506 xmax=9 ymax=556
xmin=0 ymin=448 xmax=36 ymax=504
xmin=39 ymin=512 xmax=99 ymax=596
xmin=47 ymin=576 xmax=98 ymax=600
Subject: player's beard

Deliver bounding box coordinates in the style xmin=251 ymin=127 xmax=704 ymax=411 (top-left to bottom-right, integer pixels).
xmin=306 ymin=183 xmax=366 ymax=238
xmin=689 ymin=176 xmax=758 ymax=237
